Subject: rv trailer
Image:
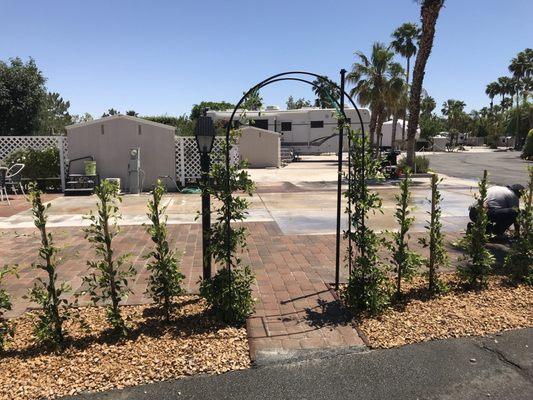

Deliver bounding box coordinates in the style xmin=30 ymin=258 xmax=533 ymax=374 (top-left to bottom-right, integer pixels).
xmin=207 ymin=107 xmax=371 ymax=155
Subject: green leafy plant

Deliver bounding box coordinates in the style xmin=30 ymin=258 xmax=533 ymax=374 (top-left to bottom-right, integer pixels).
xmin=5 ymin=147 xmax=60 ymax=179
xmin=419 ymin=173 xmax=449 ymax=294
xmin=145 ymin=180 xmax=185 ymax=321
xmin=26 ymin=184 xmax=71 ymax=346
xmin=199 ymin=266 xmax=255 ymax=325
xmin=0 ymin=266 xmax=16 ymax=350
xmin=389 ymin=169 xmax=422 ymax=297
xmin=457 ymin=170 xmax=494 ymax=288
xmin=522 ymin=129 xmax=533 ymax=160
xmin=199 ymin=129 xmax=255 ymax=324
xmin=398 ymin=155 xmax=429 ymax=174
xmin=83 ymin=180 xmax=135 ymax=333
xmin=343 ymin=124 xmax=390 ymax=314
xmin=504 ymin=167 xmax=533 ymax=284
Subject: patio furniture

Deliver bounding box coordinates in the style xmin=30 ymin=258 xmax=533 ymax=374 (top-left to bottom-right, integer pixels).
xmin=5 ymin=163 xmax=25 ymax=197
xmin=0 ymin=167 xmax=10 ymax=205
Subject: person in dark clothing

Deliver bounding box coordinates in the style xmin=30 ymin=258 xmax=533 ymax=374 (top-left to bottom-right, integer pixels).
xmin=468 ymin=184 xmax=525 ymax=236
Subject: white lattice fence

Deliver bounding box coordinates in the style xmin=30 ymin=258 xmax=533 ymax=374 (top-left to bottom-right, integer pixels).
xmin=0 ymin=135 xmax=69 ymax=190
xmin=175 ymin=136 xmax=239 ymax=186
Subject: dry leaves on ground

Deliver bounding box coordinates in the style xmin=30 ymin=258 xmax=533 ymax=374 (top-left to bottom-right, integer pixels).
xmin=358 ymin=275 xmax=533 ymax=348
xmin=0 ymin=296 xmax=250 ymax=400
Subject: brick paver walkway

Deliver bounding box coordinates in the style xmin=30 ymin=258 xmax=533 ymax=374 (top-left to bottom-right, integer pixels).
xmin=0 ymin=221 xmax=465 ymax=361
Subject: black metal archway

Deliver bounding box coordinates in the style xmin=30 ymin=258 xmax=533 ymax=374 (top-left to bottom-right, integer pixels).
xmin=222 ymin=70 xmax=367 ymax=290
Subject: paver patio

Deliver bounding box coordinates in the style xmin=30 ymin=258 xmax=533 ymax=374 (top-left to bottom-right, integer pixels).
xmin=0 ymin=169 xmax=477 ymax=361
xmin=0 ymin=220 xmax=465 ymax=362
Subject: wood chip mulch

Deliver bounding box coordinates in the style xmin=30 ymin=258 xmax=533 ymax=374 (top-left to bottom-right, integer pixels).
xmin=0 ymin=296 xmax=250 ymax=400
xmin=357 ymin=275 xmax=533 ymax=349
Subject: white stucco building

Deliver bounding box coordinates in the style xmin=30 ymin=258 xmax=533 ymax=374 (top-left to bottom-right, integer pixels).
xmin=207 ymin=107 xmax=371 ymax=155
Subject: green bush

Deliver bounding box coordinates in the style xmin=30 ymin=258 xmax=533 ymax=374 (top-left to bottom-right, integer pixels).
xmin=4 ymin=147 xmax=60 ymax=179
xmin=522 ymin=129 xmax=533 ymax=159
xmin=398 ymin=155 xmax=430 ymax=174
xmin=0 ymin=266 xmax=16 ymax=351
xmin=199 ymin=266 xmax=255 ymax=325
xmin=504 ymin=167 xmax=533 ymax=284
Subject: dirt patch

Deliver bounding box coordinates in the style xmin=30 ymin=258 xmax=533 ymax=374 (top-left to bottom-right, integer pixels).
xmin=357 ymin=275 xmax=533 ymax=349
xmin=0 ymin=296 xmax=249 ymax=400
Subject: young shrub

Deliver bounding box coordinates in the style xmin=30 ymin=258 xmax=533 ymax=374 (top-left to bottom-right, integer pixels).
xmin=399 ymin=155 xmax=430 ymax=174
xmin=199 ymin=266 xmax=254 ymax=325
xmin=457 ymin=170 xmax=494 ymax=288
xmin=199 ymin=129 xmax=256 ymax=325
xmin=390 ymin=169 xmax=421 ymax=298
xmin=504 ymin=167 xmax=533 ymax=284
xmin=0 ymin=266 xmax=16 ymax=350
xmin=27 ymin=184 xmax=71 ymax=346
xmin=521 ymin=129 xmax=533 ymax=160
xmin=83 ymin=180 xmax=135 ymax=333
xmin=419 ymin=173 xmax=449 ymax=294
xmin=344 ymin=125 xmax=390 ymax=314
xmin=145 ymin=180 xmax=185 ymax=321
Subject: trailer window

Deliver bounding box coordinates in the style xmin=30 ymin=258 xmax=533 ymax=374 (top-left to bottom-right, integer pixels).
xmin=281 ymin=122 xmax=292 ymax=131
xmin=310 ymin=120 xmax=324 ymax=128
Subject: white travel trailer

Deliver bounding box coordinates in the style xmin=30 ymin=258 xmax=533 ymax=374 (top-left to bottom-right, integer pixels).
xmin=380 ymin=119 xmax=420 ymax=148
xmin=207 ymin=107 xmax=371 ymax=155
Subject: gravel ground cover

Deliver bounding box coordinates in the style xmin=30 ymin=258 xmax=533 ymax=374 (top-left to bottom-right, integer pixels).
xmin=0 ymin=296 xmax=249 ymax=400
xmin=358 ymin=275 xmax=533 ymax=348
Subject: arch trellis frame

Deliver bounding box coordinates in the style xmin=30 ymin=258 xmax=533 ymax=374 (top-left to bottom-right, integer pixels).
xmin=221 ymin=70 xmax=367 ymax=291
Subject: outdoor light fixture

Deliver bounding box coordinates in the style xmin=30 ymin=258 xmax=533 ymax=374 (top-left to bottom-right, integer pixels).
xmin=194 ymin=114 xmax=216 ymax=154
xmin=195 ymin=109 xmax=215 ymax=280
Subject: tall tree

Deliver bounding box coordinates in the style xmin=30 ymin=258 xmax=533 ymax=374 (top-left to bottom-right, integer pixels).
xmin=190 ymin=101 xmax=235 ymax=120
xmin=286 ymin=96 xmax=312 ymax=110
xmin=509 ymin=48 xmax=532 ymax=147
xmin=485 ymin=82 xmax=499 ymax=111
xmin=390 ymin=22 xmax=421 ymax=141
xmin=406 ymin=0 xmax=445 ymax=168
xmin=125 ymin=110 xmax=138 ymax=116
xmin=0 ymin=57 xmax=47 ymax=136
xmin=101 ymin=108 xmax=120 ymax=117
xmin=241 ymin=90 xmax=263 ymax=111
xmin=348 ymin=42 xmax=404 ymax=146
xmin=312 ymin=77 xmax=340 ymax=109
xmin=39 ymin=92 xmax=72 ymax=135
xmin=420 ymin=95 xmax=436 ymax=116
xmin=497 ymin=76 xmax=513 ymax=106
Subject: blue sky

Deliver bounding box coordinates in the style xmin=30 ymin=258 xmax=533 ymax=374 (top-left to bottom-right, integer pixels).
xmin=2 ymin=0 xmax=531 ymax=117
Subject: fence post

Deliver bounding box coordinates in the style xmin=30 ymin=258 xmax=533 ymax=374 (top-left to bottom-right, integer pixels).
xmin=179 ymin=137 xmax=185 ymax=186
xmin=58 ymin=136 xmax=66 ymax=192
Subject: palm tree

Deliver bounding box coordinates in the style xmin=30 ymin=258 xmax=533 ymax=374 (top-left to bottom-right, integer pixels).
xmin=347 ymin=42 xmax=404 ymax=146
xmin=390 ymin=22 xmax=421 ymax=142
xmin=406 ymin=0 xmax=445 ymax=168
xmin=497 ymin=76 xmax=513 ymax=106
xmin=420 ymin=94 xmax=436 ymax=116
xmin=509 ymin=48 xmax=532 ymax=105
xmin=383 ymin=64 xmax=407 ymax=150
xmin=485 ymin=82 xmax=499 ymax=111
xmin=509 ymin=48 xmax=532 ymax=147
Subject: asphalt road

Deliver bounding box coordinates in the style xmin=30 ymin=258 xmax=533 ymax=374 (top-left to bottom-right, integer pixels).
xmin=423 ymin=151 xmax=531 ymax=186
xmin=72 ymin=328 xmax=532 ymax=400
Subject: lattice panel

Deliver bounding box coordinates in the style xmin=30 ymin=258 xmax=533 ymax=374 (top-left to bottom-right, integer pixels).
xmin=175 ymin=137 xmax=240 ymax=185
xmin=0 ymin=136 xmax=62 ymax=160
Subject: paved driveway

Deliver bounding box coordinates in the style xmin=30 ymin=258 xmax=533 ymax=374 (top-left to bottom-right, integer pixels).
xmin=423 ymin=151 xmax=531 ymax=186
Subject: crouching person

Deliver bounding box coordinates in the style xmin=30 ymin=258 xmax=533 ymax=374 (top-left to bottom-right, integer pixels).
xmin=468 ymin=184 xmax=525 ymax=236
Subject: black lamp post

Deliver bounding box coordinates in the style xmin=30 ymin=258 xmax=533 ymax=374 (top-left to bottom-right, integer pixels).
xmin=194 ymin=109 xmax=216 ymax=280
